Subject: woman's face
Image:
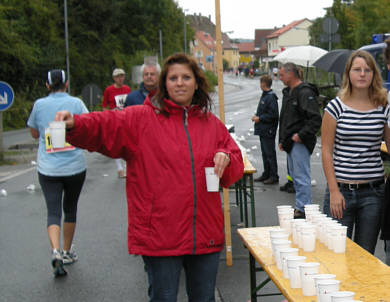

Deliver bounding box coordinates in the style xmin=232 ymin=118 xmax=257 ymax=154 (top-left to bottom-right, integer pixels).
xmin=349 ymin=57 xmax=373 ymax=90
xmin=165 ymin=63 xmax=198 ymax=106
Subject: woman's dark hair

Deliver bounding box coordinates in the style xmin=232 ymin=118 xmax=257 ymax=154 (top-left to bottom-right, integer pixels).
xmin=384 ymin=37 xmax=390 ymax=65
xmin=47 ymin=69 xmax=67 ymax=92
xmin=154 ymin=53 xmax=212 ymax=114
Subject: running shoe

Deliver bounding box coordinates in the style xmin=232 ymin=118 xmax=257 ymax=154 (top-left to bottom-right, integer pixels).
xmin=62 ymin=244 xmax=78 ymax=265
xmin=51 ymin=249 xmax=67 ymax=277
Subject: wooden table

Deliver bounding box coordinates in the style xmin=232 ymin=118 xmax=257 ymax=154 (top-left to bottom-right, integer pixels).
xmin=238 ymin=226 xmax=390 ymax=302
xmin=235 ymin=155 xmax=257 ymax=227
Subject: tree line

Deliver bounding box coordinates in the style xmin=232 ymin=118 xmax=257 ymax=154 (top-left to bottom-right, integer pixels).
xmin=0 ymin=0 xmax=193 ymax=129
xmin=310 ymin=0 xmax=390 ymax=50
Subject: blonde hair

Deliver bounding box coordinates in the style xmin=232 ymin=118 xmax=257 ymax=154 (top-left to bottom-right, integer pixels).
xmin=338 ymin=50 xmax=387 ymax=107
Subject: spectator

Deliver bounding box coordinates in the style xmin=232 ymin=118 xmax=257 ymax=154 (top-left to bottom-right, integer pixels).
xmin=252 ymin=75 xmax=279 ymax=184
xmin=278 ymin=62 xmax=322 ymax=219
xmin=322 ymin=50 xmax=390 ymax=255
xmin=54 ymin=53 xmax=244 ymax=301
xmin=102 ymin=68 xmax=131 ymax=178
xmin=381 ymin=37 xmax=390 ymax=265
xmin=27 ymin=69 xmax=88 ymax=277
xmin=124 ymin=63 xmax=160 ymax=107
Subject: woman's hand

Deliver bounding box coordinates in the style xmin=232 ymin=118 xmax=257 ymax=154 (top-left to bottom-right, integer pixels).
xmin=54 ymin=110 xmax=74 ymax=129
xmin=213 ymin=152 xmax=230 ymax=178
xmin=329 ymin=189 xmax=345 ymax=219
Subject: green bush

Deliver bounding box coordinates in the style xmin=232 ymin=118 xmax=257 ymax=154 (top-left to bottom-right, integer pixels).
xmin=204 ymin=70 xmax=218 ymax=92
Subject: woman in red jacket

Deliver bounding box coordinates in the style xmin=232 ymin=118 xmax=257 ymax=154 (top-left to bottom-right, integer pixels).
xmin=54 ymin=53 xmax=244 ymax=301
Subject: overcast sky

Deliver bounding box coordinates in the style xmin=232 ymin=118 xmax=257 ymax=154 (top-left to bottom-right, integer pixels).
xmin=175 ymin=0 xmax=334 ymax=39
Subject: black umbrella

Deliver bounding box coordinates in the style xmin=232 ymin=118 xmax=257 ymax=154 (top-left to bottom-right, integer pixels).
xmin=313 ymin=49 xmax=354 ymax=75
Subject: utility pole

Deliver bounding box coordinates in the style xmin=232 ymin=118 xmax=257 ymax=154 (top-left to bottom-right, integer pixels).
xmin=64 ymin=0 xmax=70 ymax=92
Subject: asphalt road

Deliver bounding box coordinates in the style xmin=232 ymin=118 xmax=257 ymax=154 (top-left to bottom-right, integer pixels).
xmin=0 ymin=75 xmax=386 ymax=302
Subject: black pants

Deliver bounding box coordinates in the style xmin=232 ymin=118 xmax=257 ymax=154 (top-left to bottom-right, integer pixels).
xmin=38 ymin=170 xmax=86 ymax=227
xmin=259 ymin=136 xmax=278 ymax=180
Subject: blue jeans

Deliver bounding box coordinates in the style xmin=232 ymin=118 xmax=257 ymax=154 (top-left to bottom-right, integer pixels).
xmin=323 ymin=183 xmax=385 ymax=254
xmin=259 ymin=136 xmax=278 ymax=180
xmin=287 ymin=143 xmax=312 ymax=211
xmin=142 ymin=252 xmax=220 ymax=302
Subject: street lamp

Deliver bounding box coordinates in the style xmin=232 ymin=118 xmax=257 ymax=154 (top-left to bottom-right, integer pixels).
xmin=183 ymin=9 xmax=189 ymax=54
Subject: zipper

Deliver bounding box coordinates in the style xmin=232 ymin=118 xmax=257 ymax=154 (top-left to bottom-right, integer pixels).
xmin=182 ymin=109 xmax=197 ymax=254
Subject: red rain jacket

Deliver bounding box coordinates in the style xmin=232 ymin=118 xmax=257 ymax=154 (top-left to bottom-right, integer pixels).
xmin=67 ymin=97 xmax=244 ymax=256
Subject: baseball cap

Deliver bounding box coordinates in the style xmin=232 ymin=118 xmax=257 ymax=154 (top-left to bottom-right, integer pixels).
xmin=112 ymin=68 xmax=125 ymax=77
xmin=47 ymin=69 xmax=66 ymax=85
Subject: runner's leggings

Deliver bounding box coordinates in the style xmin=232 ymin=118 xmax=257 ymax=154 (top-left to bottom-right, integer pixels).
xmin=38 ymin=170 xmax=86 ymax=227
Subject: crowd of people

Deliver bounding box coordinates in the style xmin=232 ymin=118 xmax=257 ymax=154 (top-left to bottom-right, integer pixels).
xmin=27 ymin=42 xmax=390 ymax=300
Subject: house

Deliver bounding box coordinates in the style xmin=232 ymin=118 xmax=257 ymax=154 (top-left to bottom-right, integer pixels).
xmin=222 ymin=33 xmax=239 ymax=70
xmin=237 ymin=41 xmax=255 ymax=66
xmin=190 ymin=31 xmax=216 ymax=72
xmin=254 ymin=28 xmax=278 ymax=64
xmin=266 ymin=19 xmax=313 ymax=57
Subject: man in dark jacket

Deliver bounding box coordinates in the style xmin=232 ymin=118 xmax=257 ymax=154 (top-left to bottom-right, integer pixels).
xmin=124 ymin=63 xmax=160 ymax=107
xmin=252 ymin=75 xmax=279 ymax=184
xmin=279 ymin=62 xmax=322 ymax=218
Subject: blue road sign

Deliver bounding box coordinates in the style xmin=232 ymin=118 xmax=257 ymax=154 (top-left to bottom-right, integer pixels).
xmin=0 ymin=81 xmax=14 ymax=111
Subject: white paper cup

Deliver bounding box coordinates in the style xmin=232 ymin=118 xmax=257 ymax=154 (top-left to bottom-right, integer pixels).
xmin=313 ymin=274 xmax=337 ymax=298
xmin=205 ymin=167 xmax=219 ymax=192
xmin=302 ymin=230 xmax=316 ymax=252
xmin=330 ymin=291 xmax=355 ymax=301
xmin=49 ymin=121 xmax=66 ymax=148
xmin=269 ymin=228 xmax=288 ymax=239
xmin=287 ymin=256 xmax=306 ymax=288
xmin=280 ymin=248 xmax=299 ymax=278
xmin=270 ymin=232 xmax=289 ymax=248
xmin=317 ymin=279 xmax=340 ymax=302
xmin=272 ymin=240 xmax=291 ymax=269
xmin=278 ymin=208 xmax=294 ymax=229
xmin=330 ymin=226 xmax=348 ymax=253
xmin=297 ymin=223 xmax=315 ymax=249
xmin=277 ymin=247 xmax=297 ymax=270
xmin=292 ymin=219 xmax=306 ymax=245
xmin=299 ymin=262 xmax=320 ymax=296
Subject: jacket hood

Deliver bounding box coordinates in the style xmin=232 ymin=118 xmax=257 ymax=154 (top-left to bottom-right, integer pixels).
xmin=282 ymin=82 xmax=319 ymax=97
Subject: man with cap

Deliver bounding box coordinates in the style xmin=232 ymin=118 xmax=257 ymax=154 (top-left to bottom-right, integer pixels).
xmin=124 ymin=63 xmax=160 ymax=107
xmin=102 ymin=68 xmax=131 ymax=178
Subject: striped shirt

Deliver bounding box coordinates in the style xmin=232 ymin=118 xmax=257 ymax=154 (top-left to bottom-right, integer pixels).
xmin=325 ymin=97 xmax=390 ymax=182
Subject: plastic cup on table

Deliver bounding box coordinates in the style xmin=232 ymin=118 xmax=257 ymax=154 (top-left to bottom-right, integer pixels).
xmin=277 ymin=247 xmax=297 ymax=271
xmin=312 ymin=274 xmax=336 ymax=298
xmin=330 ymin=291 xmax=355 ymax=301
xmin=272 ymin=240 xmax=291 ymax=269
xmin=299 ymin=262 xmax=320 ymax=296
xmin=331 ymin=226 xmax=348 ymax=254
xmin=49 ymin=121 xmax=66 ymax=148
xmin=286 ymin=256 xmax=306 ymax=288
xmin=280 ymin=248 xmax=299 ymax=278
xmin=278 ymin=208 xmax=294 ymax=230
xmin=317 ymin=279 xmax=340 ymax=302
xmin=205 ymin=167 xmax=219 ymax=192
xmin=270 ymin=233 xmax=289 ymax=255
xmin=297 ymin=223 xmax=315 ymax=249
xmin=301 ymin=229 xmax=316 ymax=252
xmin=269 ymin=228 xmax=288 ymax=239
xmin=292 ymin=219 xmax=306 ymax=245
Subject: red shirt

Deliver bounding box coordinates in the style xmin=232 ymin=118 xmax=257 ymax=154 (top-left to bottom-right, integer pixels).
xmin=102 ymin=85 xmax=131 ymax=109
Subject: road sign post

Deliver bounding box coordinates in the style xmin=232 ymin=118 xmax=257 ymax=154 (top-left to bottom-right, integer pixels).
xmin=0 ymin=81 xmax=15 ymax=160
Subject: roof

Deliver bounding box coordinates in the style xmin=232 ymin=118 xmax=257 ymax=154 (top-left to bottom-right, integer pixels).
xmin=237 ymin=42 xmax=254 ymax=53
xmin=254 ymin=29 xmax=277 ymax=49
xmin=222 ymin=33 xmax=238 ymax=50
xmin=196 ymin=31 xmax=215 ymax=50
xmin=266 ymin=19 xmax=309 ymax=39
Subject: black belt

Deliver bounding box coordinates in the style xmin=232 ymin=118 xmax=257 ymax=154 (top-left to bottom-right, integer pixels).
xmin=338 ymin=179 xmax=384 ymax=191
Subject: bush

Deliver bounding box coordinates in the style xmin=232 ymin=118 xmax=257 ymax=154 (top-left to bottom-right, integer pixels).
xmin=203 ymin=70 xmax=218 ymax=92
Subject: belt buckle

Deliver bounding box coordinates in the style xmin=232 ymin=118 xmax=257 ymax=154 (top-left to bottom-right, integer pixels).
xmin=348 ymin=183 xmax=357 ymax=191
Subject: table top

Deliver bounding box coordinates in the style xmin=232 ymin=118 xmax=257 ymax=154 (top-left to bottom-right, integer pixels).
xmin=243 ymin=156 xmax=256 ymax=174
xmin=238 ymin=226 xmax=390 ymax=302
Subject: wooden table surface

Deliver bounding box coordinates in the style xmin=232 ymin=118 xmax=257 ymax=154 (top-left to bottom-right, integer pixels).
xmin=238 ymin=227 xmax=390 ymax=302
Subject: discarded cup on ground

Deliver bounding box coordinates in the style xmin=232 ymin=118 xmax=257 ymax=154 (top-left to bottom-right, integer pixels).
xmin=286 ymin=256 xmax=306 ymax=288
xmin=49 ymin=121 xmax=66 ymax=148
xmin=317 ymin=279 xmax=340 ymax=302
xmin=299 ymin=262 xmax=320 ymax=296
xmin=330 ymin=291 xmax=355 ymax=301
xmin=280 ymin=248 xmax=299 ymax=278
xmin=205 ymin=167 xmax=219 ymax=192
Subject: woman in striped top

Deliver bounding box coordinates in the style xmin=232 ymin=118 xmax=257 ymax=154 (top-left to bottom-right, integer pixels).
xmin=322 ymin=50 xmax=390 ymax=254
